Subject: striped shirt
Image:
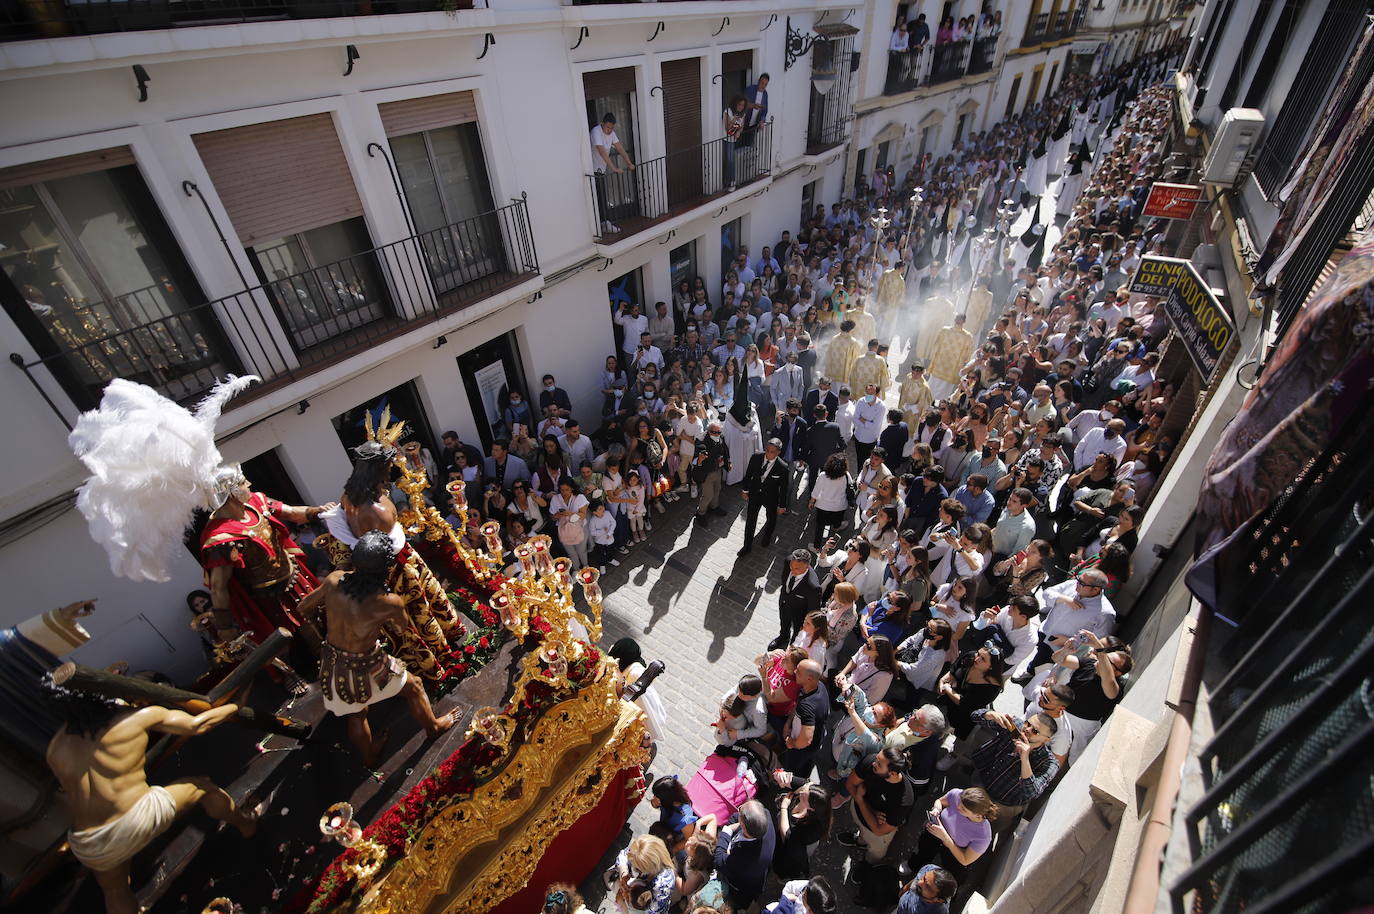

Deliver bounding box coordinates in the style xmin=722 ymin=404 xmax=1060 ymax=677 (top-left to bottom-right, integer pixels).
xmin=970 ymin=709 xmax=1059 ymax=806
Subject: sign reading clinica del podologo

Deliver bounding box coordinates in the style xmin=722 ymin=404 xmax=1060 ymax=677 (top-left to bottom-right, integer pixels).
xmin=1129 ymin=255 xmax=1235 ymax=379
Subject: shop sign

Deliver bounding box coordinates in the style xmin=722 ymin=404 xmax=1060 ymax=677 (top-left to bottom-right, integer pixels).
xmin=1130 ymin=255 xmax=1234 ymax=378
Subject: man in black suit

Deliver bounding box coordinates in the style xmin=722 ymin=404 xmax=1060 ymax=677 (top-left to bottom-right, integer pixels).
xmin=774 ymin=399 xmax=809 ymax=492
xmin=738 ymin=439 xmax=790 ymax=556
xmin=877 ymin=410 xmax=910 ymax=474
xmin=770 ymin=549 xmax=822 ymax=649
xmin=802 ymin=377 xmax=839 ymax=424
xmin=803 ymin=403 xmax=845 ymax=493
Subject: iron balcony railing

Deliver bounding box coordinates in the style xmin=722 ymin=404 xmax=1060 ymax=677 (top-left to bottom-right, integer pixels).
xmin=1022 ymin=11 xmax=1050 ymax=46
xmin=805 ymin=114 xmax=852 ymax=157
xmin=0 ymin=0 xmax=481 ymax=43
xmin=1051 ymin=9 xmax=1071 ymax=36
xmin=884 ymin=46 xmax=926 ymax=95
xmin=11 ymin=197 xmax=538 ymax=423
xmin=929 ymin=39 xmax=970 ymax=84
xmin=587 ymin=121 xmax=772 ymax=242
xmin=968 ymin=34 xmax=998 ymax=74
xmin=885 ymin=36 xmax=997 ymax=95
xmin=1171 ymin=401 xmax=1374 ymax=914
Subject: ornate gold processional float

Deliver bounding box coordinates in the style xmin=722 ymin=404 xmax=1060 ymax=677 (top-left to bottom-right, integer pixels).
xmin=295 ymin=451 xmax=651 ymax=914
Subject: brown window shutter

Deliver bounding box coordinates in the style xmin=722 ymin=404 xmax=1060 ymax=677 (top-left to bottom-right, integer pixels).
xmin=662 ymin=57 xmax=702 ymax=152
xmin=583 ymin=67 xmax=637 ymax=99
xmin=0 ymin=146 xmax=136 ymax=192
xmin=378 ymin=91 xmax=478 ymax=138
xmin=722 ymin=50 xmax=753 ymax=76
xmin=193 ymin=114 xmax=364 ymax=247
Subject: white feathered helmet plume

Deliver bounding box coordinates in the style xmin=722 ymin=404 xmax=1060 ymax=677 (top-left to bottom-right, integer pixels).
xmin=69 ymin=375 xmax=260 ymax=582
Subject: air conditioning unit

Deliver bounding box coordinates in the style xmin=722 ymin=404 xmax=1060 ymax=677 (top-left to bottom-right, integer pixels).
xmin=1201 ymin=108 xmax=1264 ymax=185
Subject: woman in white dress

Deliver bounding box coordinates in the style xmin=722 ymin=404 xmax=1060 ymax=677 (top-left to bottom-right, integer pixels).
xmin=860 ymin=506 xmax=900 ymax=602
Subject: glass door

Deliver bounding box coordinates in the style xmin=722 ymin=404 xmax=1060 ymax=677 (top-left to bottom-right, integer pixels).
xmin=0 ymin=166 xmax=227 ymax=408
xmin=585 ymin=93 xmax=641 ymax=225
xmin=389 ymin=123 xmax=500 ymax=294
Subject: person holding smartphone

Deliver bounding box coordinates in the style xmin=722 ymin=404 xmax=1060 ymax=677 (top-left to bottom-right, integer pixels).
xmin=909 ymin=786 xmax=996 ymax=886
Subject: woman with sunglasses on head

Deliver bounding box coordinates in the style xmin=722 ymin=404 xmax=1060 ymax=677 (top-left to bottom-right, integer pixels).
xmin=1054 ymin=631 xmax=1132 ymax=764
xmin=936 ymin=643 xmax=1007 ymax=741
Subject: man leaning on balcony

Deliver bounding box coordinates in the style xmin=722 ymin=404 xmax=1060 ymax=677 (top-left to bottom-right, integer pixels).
xmin=591 ymin=113 xmax=636 ymax=235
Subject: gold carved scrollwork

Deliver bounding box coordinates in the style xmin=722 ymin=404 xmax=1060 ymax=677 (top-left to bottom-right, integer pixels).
xmin=358 ymin=692 xmax=649 ymax=914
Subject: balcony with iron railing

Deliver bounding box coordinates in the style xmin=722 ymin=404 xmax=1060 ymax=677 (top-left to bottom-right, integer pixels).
xmin=884 ymin=46 xmax=926 ymax=95
xmin=587 ymin=122 xmax=772 ymax=242
xmin=11 ymin=197 xmax=538 ymax=421
xmin=1021 ymin=11 xmax=1050 ymax=46
xmin=967 ymin=34 xmax=998 ymax=74
xmin=0 ymin=0 xmax=486 ymax=42
xmin=883 ymin=35 xmax=999 ymax=95
xmin=929 ymin=38 xmax=970 ymax=84
xmin=805 ymin=113 xmax=851 ymax=157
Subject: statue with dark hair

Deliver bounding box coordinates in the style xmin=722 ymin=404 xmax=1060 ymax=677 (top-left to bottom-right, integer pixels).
xmin=39 ymin=673 xmax=125 ymax=739
xmin=43 ymin=675 xmax=258 ymax=914
xmin=297 ymin=534 xmax=460 ymax=766
xmin=315 ymin=430 xmax=467 ymax=686
xmin=339 ymin=530 xmax=395 ymax=602
xmin=342 ymin=441 xmax=396 ymax=509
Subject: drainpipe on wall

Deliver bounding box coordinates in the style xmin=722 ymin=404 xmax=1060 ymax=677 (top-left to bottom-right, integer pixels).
xmin=1121 ymin=605 xmax=1212 ymax=914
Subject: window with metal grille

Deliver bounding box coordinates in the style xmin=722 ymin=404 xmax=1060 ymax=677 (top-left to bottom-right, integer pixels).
xmin=0 ymin=158 xmax=224 ymax=409
xmin=1172 ymin=403 xmax=1374 ymax=914
xmin=806 ymin=34 xmax=856 ymax=154
xmin=1253 ymin=0 xmax=1369 ymax=196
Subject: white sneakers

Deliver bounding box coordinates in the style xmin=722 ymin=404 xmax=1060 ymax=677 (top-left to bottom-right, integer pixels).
xmin=601 ymin=220 xmax=621 ymax=234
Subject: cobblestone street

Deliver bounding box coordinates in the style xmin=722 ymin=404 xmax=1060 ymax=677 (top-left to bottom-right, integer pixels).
xmin=576 ymin=468 xmax=936 ymax=912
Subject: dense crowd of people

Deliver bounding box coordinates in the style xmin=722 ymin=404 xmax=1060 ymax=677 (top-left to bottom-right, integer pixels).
xmin=417 ymin=43 xmax=1183 ymax=914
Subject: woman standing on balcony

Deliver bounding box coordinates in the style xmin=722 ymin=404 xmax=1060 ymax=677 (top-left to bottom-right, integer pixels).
xmin=889 ymin=19 xmax=910 ymax=53
xmin=936 ymin=16 xmax=954 ymax=44
xmin=723 ymin=94 xmax=748 ymax=192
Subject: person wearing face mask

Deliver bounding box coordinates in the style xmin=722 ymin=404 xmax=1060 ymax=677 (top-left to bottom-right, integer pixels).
xmin=852 ymin=384 xmax=886 ymax=465
xmin=1065 ymin=398 xmax=1119 ymax=448
xmin=959 ymin=436 xmax=1005 ymax=489
xmin=538 ymin=373 xmax=572 ymax=418
xmin=692 ymin=420 xmax=731 ymax=524
xmin=500 ymin=390 xmax=533 ymax=439
xmin=1073 ymin=417 xmax=1127 ymax=471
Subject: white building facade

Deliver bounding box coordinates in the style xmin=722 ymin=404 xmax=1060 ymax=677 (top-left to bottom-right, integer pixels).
xmin=0 ymin=0 xmax=1179 ymax=680
xmin=0 ymin=0 xmax=862 ymax=680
